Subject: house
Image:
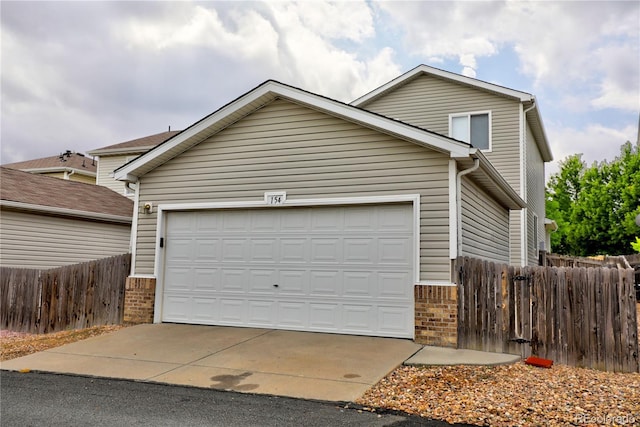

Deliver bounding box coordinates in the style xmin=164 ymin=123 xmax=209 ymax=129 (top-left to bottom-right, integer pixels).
xmin=113 ymin=65 xmax=552 ymax=346
xmin=87 ymin=130 xmax=181 ymax=197
xmin=0 ymin=167 xmax=133 ymax=269
xmin=2 ymin=150 xmax=97 ymax=184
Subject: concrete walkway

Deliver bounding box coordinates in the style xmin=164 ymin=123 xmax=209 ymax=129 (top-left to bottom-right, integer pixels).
xmin=1 ymin=324 xmax=520 ymax=402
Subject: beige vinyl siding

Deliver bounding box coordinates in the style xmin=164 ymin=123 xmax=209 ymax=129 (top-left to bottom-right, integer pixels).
xmin=362 ymin=74 xmax=522 ymax=194
xmin=0 ymin=209 xmax=131 ymax=269
xmin=460 ymin=176 xmax=510 ymax=263
xmin=135 ymin=99 xmax=452 ymax=282
xmin=67 ymin=173 xmax=96 ymax=185
xmin=509 ymin=211 xmax=523 ymax=265
xmin=526 ymin=123 xmax=546 ymax=265
xmin=96 ymin=155 xmax=134 ymax=195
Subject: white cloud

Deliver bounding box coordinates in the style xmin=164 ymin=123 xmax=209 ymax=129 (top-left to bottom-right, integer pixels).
xmin=546 ymin=122 xmax=639 ymax=179
xmin=375 ymin=0 xmax=639 ymax=112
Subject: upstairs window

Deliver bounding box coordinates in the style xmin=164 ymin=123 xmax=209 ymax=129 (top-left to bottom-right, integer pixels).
xmin=449 ymin=111 xmax=491 ymax=151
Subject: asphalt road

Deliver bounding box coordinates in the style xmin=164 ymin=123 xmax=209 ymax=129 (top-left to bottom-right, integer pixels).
xmin=0 ymin=371 xmax=467 ymax=427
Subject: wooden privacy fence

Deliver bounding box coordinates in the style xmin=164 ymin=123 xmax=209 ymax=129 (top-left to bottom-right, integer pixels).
xmin=456 ymin=256 xmax=639 ymax=373
xmin=1 ymin=254 xmax=131 ymax=334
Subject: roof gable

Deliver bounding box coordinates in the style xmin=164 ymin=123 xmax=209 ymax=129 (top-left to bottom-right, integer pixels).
xmin=114 ymin=80 xmax=473 ymax=181
xmin=351 ymin=64 xmax=552 ymax=162
xmin=0 ymin=167 xmax=133 ymax=221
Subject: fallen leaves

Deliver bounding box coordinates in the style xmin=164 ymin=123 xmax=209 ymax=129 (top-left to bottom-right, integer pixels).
xmin=0 ymin=325 xmax=125 ymax=361
xmin=357 ymin=363 xmax=640 ymax=426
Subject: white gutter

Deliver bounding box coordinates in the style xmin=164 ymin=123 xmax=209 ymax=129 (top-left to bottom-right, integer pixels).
xmin=455 ymin=157 xmax=480 ymax=258
xmin=0 ymin=200 xmax=132 ymax=224
xmin=521 ymin=102 xmax=536 ymax=266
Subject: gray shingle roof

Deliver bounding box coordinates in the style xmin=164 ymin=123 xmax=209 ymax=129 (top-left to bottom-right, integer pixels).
xmin=88 ymin=131 xmax=181 ymax=155
xmin=2 ymin=151 xmax=97 ymax=174
xmin=1 ymin=167 xmax=133 ymax=218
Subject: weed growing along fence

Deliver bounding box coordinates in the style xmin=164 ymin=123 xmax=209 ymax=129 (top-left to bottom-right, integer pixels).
xmin=456 ymin=256 xmax=639 ymax=373
xmin=0 ymin=254 xmax=131 ymax=334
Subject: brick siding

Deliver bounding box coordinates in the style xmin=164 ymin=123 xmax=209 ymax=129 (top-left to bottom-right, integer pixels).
xmin=123 ymin=277 xmax=156 ymax=324
xmin=414 ymin=285 xmax=458 ymax=347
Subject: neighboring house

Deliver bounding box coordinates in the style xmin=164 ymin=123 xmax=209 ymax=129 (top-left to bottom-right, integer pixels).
xmin=87 ymin=130 xmax=181 ymax=197
xmin=2 ymin=150 xmax=97 ymax=184
xmin=0 ymin=167 xmax=133 ymax=269
xmin=112 ymin=65 xmax=552 ymax=344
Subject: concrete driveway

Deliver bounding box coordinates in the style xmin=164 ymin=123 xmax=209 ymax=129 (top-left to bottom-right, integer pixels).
xmin=1 ymin=324 xmax=421 ymax=402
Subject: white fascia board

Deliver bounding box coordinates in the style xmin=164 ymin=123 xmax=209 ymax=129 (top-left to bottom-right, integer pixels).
xmin=115 ymin=81 xmax=473 ymax=181
xmin=87 ymin=146 xmax=153 ymax=157
xmin=352 ymin=65 xmax=534 ymax=107
xmin=0 ymin=200 xmax=132 ymax=224
xmin=21 ymin=167 xmax=97 ymax=177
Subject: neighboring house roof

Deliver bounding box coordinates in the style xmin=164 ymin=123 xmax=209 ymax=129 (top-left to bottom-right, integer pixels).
xmin=87 ymin=130 xmax=181 ymax=156
xmin=114 ymin=80 xmax=525 ymax=209
xmin=2 ymin=151 xmax=97 ymax=177
xmin=0 ymin=167 xmax=133 ymax=223
xmin=351 ymin=64 xmax=553 ymax=162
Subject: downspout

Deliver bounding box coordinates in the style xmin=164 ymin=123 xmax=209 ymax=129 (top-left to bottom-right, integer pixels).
xmin=128 ymin=180 xmax=140 ymax=276
xmin=456 ymin=157 xmax=480 ymax=257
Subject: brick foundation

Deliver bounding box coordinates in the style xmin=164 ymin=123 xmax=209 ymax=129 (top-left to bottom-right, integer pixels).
xmin=415 ymin=285 xmax=458 ymax=347
xmin=123 ymin=277 xmax=156 ymax=324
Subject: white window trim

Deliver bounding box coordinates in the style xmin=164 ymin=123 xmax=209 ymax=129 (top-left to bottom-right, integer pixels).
xmin=150 ymin=194 xmax=421 ymax=323
xmin=448 ymin=110 xmax=493 ymax=152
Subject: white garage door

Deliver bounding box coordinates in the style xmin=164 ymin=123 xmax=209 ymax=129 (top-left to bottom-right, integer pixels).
xmin=161 ymin=204 xmax=414 ymax=338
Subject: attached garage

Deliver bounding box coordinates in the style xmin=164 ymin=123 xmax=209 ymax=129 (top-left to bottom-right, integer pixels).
xmin=160 ymin=203 xmax=415 ymax=338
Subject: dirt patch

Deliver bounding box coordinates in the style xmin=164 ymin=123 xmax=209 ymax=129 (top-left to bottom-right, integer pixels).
xmin=0 ymin=325 xmax=126 ymax=361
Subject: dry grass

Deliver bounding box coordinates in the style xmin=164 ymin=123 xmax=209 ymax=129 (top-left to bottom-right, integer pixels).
xmin=0 ymin=325 xmax=126 ymax=361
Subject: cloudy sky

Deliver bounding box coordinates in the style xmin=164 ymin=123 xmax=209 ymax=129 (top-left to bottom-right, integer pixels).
xmin=2 ymin=1 xmax=638 ymax=180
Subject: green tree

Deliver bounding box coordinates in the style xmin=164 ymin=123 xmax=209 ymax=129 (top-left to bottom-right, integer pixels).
xmin=546 ymin=142 xmax=640 ymax=256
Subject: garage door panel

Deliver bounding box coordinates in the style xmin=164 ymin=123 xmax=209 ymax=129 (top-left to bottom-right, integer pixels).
xmin=278 ymin=302 xmax=307 ymax=327
xmin=192 ymin=297 xmax=217 ymax=322
xmin=222 ymin=211 xmax=250 ymax=231
xmin=250 ymin=239 xmax=278 ymax=262
xmin=280 ymin=239 xmax=308 ymax=262
xmin=378 ymin=272 xmax=412 ymax=299
xmin=164 ymin=296 xmax=191 ymax=321
xmin=221 ymin=239 xmax=248 ymax=261
xmin=219 ymin=299 xmax=245 ymax=323
xmin=377 ymin=307 xmax=411 ymax=333
xmin=343 ymin=305 xmax=374 ymax=331
xmin=378 ymin=205 xmax=414 ymax=230
xmin=195 ymin=239 xmax=219 ymax=261
xmin=166 ymin=239 xmax=194 ymax=261
xmin=193 ymin=269 xmax=218 ymax=291
xmin=309 ymin=303 xmax=339 ymax=330
xmin=195 ymin=211 xmax=221 ymax=232
xmin=311 ymin=239 xmax=341 ymax=263
xmin=162 ymin=204 xmax=414 ymax=338
xmin=220 ymin=269 xmax=246 ymax=292
xmin=164 ymin=268 xmax=192 ymax=291
xmin=248 ymin=300 xmax=275 ymax=326
xmin=248 ymin=270 xmax=278 ymax=293
xmin=278 ymin=270 xmax=307 ymax=294
xmin=344 ymin=207 xmax=376 ymax=231
xmin=343 ymin=271 xmax=375 ymax=296
xmin=343 ymin=238 xmax=376 ymax=264
xmin=378 ymin=239 xmax=412 ymax=265
xmin=309 ymin=271 xmax=341 ymax=296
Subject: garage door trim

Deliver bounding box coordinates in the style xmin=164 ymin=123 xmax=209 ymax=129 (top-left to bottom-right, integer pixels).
xmin=151 ymin=194 xmax=421 ymax=327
